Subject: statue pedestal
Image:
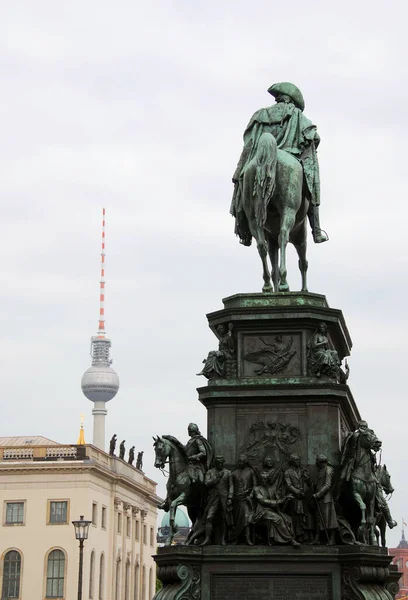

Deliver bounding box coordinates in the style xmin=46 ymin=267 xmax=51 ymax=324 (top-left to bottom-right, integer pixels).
xmin=154 ymin=545 xmax=399 ymax=599
xmin=153 ymin=292 xmax=401 ymax=599
xmin=199 ymin=292 xmax=358 ymax=468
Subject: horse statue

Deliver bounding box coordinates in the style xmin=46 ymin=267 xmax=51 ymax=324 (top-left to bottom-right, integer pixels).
xmin=375 ymin=464 xmax=397 ymax=547
xmin=240 ymin=132 xmax=309 ymax=293
xmin=231 ymin=82 xmax=328 ymax=294
xmin=339 ymin=422 xmax=382 ymax=545
xmin=153 ymin=434 xmax=205 ymax=546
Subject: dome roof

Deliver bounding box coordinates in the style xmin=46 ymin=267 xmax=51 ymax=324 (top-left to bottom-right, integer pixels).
xmin=81 ymin=365 xmax=120 ymax=403
xmin=160 ymin=508 xmax=190 ymax=529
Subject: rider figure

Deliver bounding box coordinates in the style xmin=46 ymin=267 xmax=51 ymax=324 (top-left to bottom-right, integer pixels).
xmin=184 ymin=423 xmax=213 ymax=485
xmin=340 ymin=420 xmax=380 ymax=483
xmin=231 ymin=81 xmax=328 ymax=245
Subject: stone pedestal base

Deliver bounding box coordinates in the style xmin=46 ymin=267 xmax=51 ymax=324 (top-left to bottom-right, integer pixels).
xmin=153 ymin=545 xmax=400 ymax=600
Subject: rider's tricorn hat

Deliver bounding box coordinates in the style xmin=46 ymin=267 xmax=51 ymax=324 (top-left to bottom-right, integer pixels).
xmin=268 ymin=82 xmax=305 ymax=112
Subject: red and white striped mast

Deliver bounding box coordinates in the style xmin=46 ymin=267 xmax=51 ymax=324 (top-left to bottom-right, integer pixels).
xmin=81 ymin=208 xmax=120 ymax=451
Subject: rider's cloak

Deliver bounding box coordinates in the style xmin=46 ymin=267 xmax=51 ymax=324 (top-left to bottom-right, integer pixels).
xmin=230 ymin=102 xmax=321 ymax=246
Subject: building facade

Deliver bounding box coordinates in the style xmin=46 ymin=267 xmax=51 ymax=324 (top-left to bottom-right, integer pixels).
xmin=0 ymin=436 xmax=159 ymax=600
xmin=390 ymin=528 xmax=408 ymax=599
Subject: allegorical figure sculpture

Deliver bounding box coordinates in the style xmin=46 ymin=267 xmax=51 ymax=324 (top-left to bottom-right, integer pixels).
xmin=200 ymin=456 xmax=234 ymax=546
xmin=119 ymin=440 xmax=126 ymax=460
xmin=311 ymin=454 xmax=338 ymax=545
xmin=230 ymin=82 xmax=328 ymax=293
xmin=128 ymin=446 xmax=135 ymax=466
xmin=231 ymin=454 xmax=256 ymax=545
xmin=252 ymin=471 xmax=300 ymax=546
xmin=109 ymin=434 xmax=117 ymax=456
xmin=136 ymin=451 xmax=144 ymax=470
xmin=284 ymin=453 xmax=314 ymax=543
xmin=307 ymin=322 xmax=343 ymax=380
xmin=197 ymin=323 xmax=235 ymax=380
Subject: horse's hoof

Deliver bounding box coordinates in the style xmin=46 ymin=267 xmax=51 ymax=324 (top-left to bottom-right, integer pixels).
xmin=278 ymin=283 xmax=290 ymax=292
xmin=262 ymin=284 xmax=273 ymax=293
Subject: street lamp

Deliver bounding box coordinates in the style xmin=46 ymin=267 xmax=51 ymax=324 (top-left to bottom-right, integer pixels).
xmin=72 ymin=515 xmax=92 ymax=600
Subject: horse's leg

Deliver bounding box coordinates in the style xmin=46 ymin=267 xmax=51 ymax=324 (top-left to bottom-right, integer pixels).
xmin=352 ymin=486 xmax=368 ymax=543
xmin=242 ymin=166 xmax=272 ymax=292
xmin=278 ymin=209 xmax=296 ymax=292
xmin=294 ymin=223 xmax=308 ymax=292
xmin=379 ymin=516 xmax=386 ymax=548
xmin=166 ymin=493 xmax=187 ymax=546
xmin=267 ymin=237 xmax=279 ymax=293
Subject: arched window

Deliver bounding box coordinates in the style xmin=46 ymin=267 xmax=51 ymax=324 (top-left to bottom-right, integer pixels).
xmin=133 ymin=564 xmax=139 ymax=600
xmin=2 ymin=550 xmax=21 ymax=599
xmin=46 ymin=549 xmax=65 ymax=598
xmin=149 ymin=568 xmax=153 ymax=600
xmin=89 ymin=551 xmax=95 ymax=598
xmin=99 ymin=554 xmax=105 ymax=600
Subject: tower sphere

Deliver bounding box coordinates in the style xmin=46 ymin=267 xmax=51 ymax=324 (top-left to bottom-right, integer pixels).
xmin=81 ymin=364 xmax=119 ymax=403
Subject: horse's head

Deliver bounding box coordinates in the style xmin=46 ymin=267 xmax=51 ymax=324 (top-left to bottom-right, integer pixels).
xmin=153 ymin=435 xmax=169 ymax=469
xmin=378 ymin=464 xmax=394 ymax=495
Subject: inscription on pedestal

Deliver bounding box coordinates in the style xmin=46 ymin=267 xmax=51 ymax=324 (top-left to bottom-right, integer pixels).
xmin=212 ymin=574 xmax=332 ymax=600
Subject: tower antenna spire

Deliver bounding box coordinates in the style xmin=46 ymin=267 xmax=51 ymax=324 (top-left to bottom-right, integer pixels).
xmin=81 ymin=208 xmax=120 ymax=451
xmin=98 ymin=208 xmax=106 ymax=338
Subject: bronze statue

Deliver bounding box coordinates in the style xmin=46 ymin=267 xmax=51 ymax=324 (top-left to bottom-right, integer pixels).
xmin=375 ymin=465 xmax=397 ymax=547
xmin=307 ymin=322 xmax=341 ymax=380
xmin=153 ymin=426 xmax=213 ymax=546
xmin=184 ymin=423 xmax=213 ymax=485
xmin=197 ymin=323 xmax=235 ymax=379
xmin=199 ymin=456 xmax=234 ymax=546
xmin=231 ymin=454 xmax=256 ymax=545
xmin=109 ymin=434 xmax=117 ymax=456
xmin=119 ymin=440 xmax=126 ymax=460
xmin=128 ymin=446 xmax=135 ymax=465
xmin=284 ymin=453 xmax=314 ymax=543
xmin=231 ymin=82 xmax=327 ymax=293
xmin=339 ymin=420 xmax=382 ymax=545
xmin=136 ymin=451 xmax=144 ymax=470
xmin=311 ymin=454 xmax=338 ymax=545
xmin=252 ymin=471 xmax=299 ymax=546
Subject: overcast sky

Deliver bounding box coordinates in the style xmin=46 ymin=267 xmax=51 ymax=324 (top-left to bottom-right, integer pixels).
xmin=1 ymin=1 xmax=407 ymax=545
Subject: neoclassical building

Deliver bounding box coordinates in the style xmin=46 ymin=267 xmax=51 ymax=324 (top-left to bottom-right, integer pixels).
xmin=0 ymin=436 xmax=159 ymax=600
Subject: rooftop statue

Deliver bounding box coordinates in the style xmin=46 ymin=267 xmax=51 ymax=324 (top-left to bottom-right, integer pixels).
xmin=231 ymin=82 xmax=328 ymax=293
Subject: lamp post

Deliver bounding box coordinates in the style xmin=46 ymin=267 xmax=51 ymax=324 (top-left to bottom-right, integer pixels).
xmin=72 ymin=515 xmax=92 ymax=600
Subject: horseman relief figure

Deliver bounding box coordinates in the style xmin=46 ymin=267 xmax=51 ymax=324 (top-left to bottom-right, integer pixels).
xmin=231 ymin=82 xmax=328 ymax=293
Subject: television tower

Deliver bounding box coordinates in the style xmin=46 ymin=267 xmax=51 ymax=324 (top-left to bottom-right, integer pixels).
xmin=81 ymin=208 xmax=119 ymax=450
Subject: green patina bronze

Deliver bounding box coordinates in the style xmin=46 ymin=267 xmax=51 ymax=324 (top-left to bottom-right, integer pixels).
xmin=230 ymin=82 xmax=328 ymax=294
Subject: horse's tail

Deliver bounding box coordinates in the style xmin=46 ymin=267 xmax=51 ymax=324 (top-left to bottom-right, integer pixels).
xmin=253 ymin=132 xmax=277 ymax=227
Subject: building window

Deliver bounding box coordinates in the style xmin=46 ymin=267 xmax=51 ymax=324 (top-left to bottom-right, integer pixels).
xmin=92 ymin=503 xmax=97 ymax=526
xmin=48 ymin=501 xmax=68 ymax=524
xmin=150 ymin=527 xmax=154 ymax=547
xmin=126 ymin=517 xmax=131 ymax=537
xmin=135 ymin=520 xmax=140 ymax=540
xmin=2 ymin=550 xmax=21 ymax=599
xmin=89 ymin=551 xmax=95 ymax=598
xmin=134 ymin=565 xmax=139 ymax=600
xmin=143 ymin=524 xmax=147 ymax=544
xmin=46 ymin=549 xmax=65 ymax=598
xmin=101 ymin=507 xmax=107 ymax=529
xmin=117 ymin=513 xmax=122 ymax=534
xmin=5 ymin=502 xmax=24 ymax=525
xmin=99 ymin=554 xmax=105 ymax=600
